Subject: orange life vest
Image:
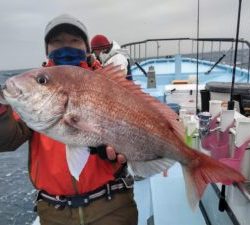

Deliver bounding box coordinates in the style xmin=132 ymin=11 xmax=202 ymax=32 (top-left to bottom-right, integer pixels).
xmin=28 ymin=60 xmax=121 ymax=195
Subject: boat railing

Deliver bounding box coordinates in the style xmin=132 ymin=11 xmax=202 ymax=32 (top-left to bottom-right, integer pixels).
xmin=121 ymin=38 xmax=250 ymax=73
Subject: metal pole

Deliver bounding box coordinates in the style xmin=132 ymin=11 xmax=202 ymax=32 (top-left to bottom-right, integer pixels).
xmin=178 ymin=40 xmax=181 ymax=55
xmin=192 ymin=40 xmax=194 ymax=55
xmin=248 ymin=48 xmax=250 ymax=83
xmin=210 ymin=42 xmax=213 ymax=61
xmin=134 ymin=44 xmax=136 ymax=61
xmin=130 ymin=45 xmax=132 ymax=60
xmin=220 ymin=0 xmax=242 ymax=212
xmin=219 ymin=41 xmax=221 ymax=55
xmin=202 ymin=41 xmax=204 ymax=59
xmin=241 ymin=42 xmax=244 ymax=71
xmin=196 ymin=0 xmax=200 ymax=114
xmin=230 ymin=42 xmax=234 ymax=66
xmin=157 ymin=41 xmax=160 ymax=58
xmin=228 ymin=0 xmax=242 ymax=109
xmin=139 ymin=44 xmax=141 ymax=60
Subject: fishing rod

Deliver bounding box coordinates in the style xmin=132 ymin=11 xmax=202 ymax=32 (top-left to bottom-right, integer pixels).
xmin=205 ymin=54 xmax=226 ymax=75
xmin=125 ymin=49 xmax=148 ymax=77
xmin=204 ymin=46 xmax=233 ymax=75
xmin=228 ymin=0 xmax=242 ymax=111
xmin=219 ymin=0 xmax=242 ymax=213
xmin=135 ymin=62 xmax=148 ymax=77
xmin=195 ymin=0 xmax=200 ymax=114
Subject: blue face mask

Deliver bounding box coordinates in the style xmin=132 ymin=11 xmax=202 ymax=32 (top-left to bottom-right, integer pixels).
xmin=48 ymin=47 xmax=86 ymax=66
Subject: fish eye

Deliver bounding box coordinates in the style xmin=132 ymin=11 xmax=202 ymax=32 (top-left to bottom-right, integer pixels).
xmin=36 ymin=75 xmax=48 ymax=85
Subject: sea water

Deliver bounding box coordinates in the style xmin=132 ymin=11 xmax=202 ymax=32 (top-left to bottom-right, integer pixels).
xmin=0 ymin=69 xmax=36 ymax=225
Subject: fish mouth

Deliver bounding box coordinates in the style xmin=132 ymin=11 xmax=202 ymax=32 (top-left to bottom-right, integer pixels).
xmin=2 ymin=80 xmax=23 ymax=99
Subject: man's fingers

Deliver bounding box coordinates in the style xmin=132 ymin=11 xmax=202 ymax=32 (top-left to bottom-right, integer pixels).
xmin=106 ymin=146 xmax=127 ymax=164
xmin=117 ymin=154 xmax=127 ymax=164
xmin=106 ymin=146 xmax=116 ymax=160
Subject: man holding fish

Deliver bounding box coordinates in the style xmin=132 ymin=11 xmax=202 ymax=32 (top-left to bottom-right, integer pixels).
xmin=0 ymin=13 xmax=246 ymax=225
xmin=0 ymin=14 xmax=138 ymax=225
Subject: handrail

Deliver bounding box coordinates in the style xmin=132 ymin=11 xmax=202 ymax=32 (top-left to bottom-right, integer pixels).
xmin=121 ymin=37 xmax=250 ymax=82
xmin=121 ymin=38 xmax=190 ymax=48
xmin=122 ymin=38 xmax=250 ymax=48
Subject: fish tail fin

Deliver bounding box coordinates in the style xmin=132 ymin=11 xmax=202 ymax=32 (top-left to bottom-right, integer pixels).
xmin=181 ymin=149 xmax=245 ymax=209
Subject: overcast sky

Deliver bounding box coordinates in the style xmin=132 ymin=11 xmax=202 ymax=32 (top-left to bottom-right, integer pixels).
xmin=0 ymin=0 xmax=249 ymax=70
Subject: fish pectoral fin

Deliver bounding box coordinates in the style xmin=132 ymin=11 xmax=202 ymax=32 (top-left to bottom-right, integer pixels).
xmin=128 ymin=158 xmax=176 ymax=178
xmin=66 ymin=145 xmax=90 ymax=181
xmin=63 ymin=113 xmax=98 ymax=133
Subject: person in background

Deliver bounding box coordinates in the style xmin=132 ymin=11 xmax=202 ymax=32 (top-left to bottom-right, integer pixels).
xmin=0 ymin=14 xmax=138 ymax=225
xmin=91 ymin=34 xmax=133 ymax=80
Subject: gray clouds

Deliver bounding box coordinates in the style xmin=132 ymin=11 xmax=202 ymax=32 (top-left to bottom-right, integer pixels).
xmin=0 ymin=0 xmax=249 ymax=70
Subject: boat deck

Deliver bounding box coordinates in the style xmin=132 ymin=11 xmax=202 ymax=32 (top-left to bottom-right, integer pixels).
xmin=134 ymin=163 xmax=206 ymax=225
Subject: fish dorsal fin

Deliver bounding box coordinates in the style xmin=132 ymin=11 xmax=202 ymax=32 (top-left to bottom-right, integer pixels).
xmin=97 ymin=63 xmax=126 ymax=79
xmin=96 ymin=65 xmax=185 ymax=140
xmin=96 ymin=63 xmax=116 ymax=73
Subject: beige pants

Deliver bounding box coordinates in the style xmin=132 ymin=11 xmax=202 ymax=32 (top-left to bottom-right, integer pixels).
xmin=37 ymin=189 xmax=138 ymax=225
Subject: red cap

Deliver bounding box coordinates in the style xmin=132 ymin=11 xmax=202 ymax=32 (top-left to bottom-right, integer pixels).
xmin=91 ymin=34 xmax=111 ymax=51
